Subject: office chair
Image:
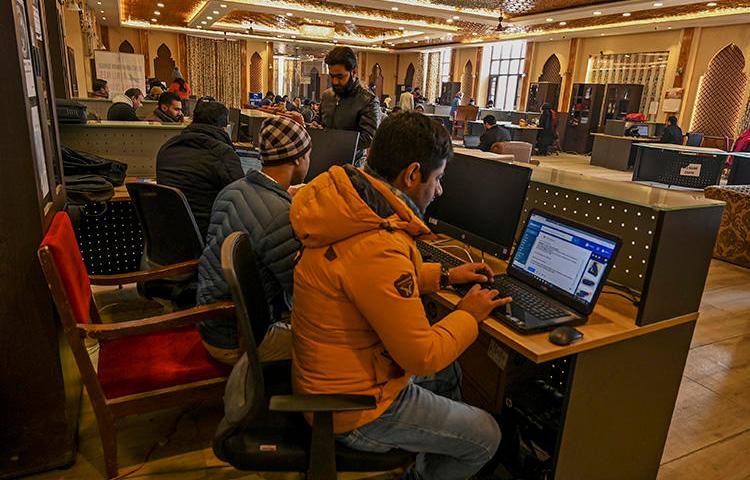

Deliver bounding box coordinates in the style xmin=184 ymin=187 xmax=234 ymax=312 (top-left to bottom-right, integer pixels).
xmin=214 ymin=232 xmax=414 ymax=480
xmin=126 ymin=182 xmax=205 ymax=307
xmin=685 ymin=132 xmax=704 ymax=147
xmin=38 ymin=212 xmax=232 ymax=478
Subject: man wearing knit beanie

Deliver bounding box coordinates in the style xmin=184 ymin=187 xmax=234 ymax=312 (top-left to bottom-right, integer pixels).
xmin=195 ymin=115 xmax=312 ymax=365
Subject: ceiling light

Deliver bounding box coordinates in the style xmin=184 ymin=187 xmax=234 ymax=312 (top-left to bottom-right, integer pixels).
xmin=201 ymin=20 xmax=207 ymax=24
xmin=197 ymin=25 xmax=202 ymax=28
xmin=100 ymin=10 xmax=104 ymax=13
xmin=546 ymin=18 xmax=554 ymax=22
xmin=600 ymin=33 xmax=606 ymax=36
xmin=391 ymin=6 xmax=398 ymax=10
xmin=593 ymin=11 xmax=602 ymax=15
xmin=345 ymin=20 xmax=351 ymax=24
xmin=287 ymin=12 xmax=293 ymax=16
xmin=151 ymin=18 xmax=157 ymax=22
xmin=653 ymin=2 xmax=663 ymax=5
xmin=333 ymin=40 xmax=338 ymax=43
xmin=101 ymin=16 xmax=106 ymax=20
xmin=453 ymin=15 xmax=460 ymax=19
xmin=97 ymin=1 xmax=101 ymax=4
xmin=291 ymin=35 xmax=296 ymax=38
xmin=398 ymin=26 xmax=404 ymax=30
xmin=157 ymin=2 xmax=164 ymax=7
xmin=559 ymin=21 xmax=567 ymax=25
xmin=622 ymin=12 xmax=631 ymax=16
xmin=213 ymin=10 xmax=219 ymax=14
xmin=154 ymin=11 xmax=160 ymax=15
xmin=472 ymin=32 xmax=478 ymax=35
xmin=206 ymin=16 xmax=213 ymax=19
xmin=667 ymin=26 xmax=672 ymax=29
xmin=447 ymin=18 xmax=453 ymax=23
xmin=220 ymin=4 xmax=227 ymax=7
xmin=707 ymin=1 xmax=717 ymax=5
xmin=412 ymin=40 xmax=418 ymax=43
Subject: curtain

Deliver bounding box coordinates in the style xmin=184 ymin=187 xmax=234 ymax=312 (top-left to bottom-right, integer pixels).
xmin=186 ymin=36 xmax=242 ymax=107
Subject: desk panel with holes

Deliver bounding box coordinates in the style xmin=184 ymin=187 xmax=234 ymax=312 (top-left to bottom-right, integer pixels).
xmin=632 ymin=143 xmax=728 ymax=189
xmin=518 ymin=169 xmax=724 ymax=325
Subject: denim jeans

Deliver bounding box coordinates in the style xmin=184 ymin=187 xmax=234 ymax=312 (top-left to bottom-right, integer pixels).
xmin=337 ymin=364 xmax=501 ymax=480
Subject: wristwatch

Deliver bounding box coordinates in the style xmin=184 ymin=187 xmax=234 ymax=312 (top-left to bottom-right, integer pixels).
xmin=439 ymin=265 xmax=451 ymax=289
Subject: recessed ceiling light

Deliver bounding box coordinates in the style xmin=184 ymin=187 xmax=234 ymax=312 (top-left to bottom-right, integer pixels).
xmin=201 ymin=20 xmax=207 ymax=24
xmin=151 ymin=18 xmax=157 ymax=22
xmin=102 ymin=16 xmax=106 ymax=20
xmin=391 ymin=6 xmax=398 ymax=10
xmin=667 ymin=26 xmax=672 ymax=29
xmin=97 ymin=1 xmax=101 ymax=4
xmin=472 ymin=32 xmax=478 ymax=35
xmin=345 ymin=20 xmax=351 ymax=24
xmin=154 ymin=11 xmax=160 ymax=15
xmin=593 ymin=11 xmax=602 ymax=15
xmin=622 ymin=12 xmax=631 ymax=16
xmin=412 ymin=40 xmax=418 ymax=43
xmin=206 ymin=16 xmax=213 ymax=20
xmin=447 ymin=18 xmax=453 ymax=23
xmin=398 ymin=26 xmax=404 ymax=30
xmin=653 ymin=2 xmax=663 ymax=6
xmin=197 ymin=25 xmax=202 ymax=28
xmin=559 ymin=21 xmax=567 ymax=25
xmin=291 ymin=35 xmax=296 ymax=38
xmin=213 ymin=10 xmax=219 ymax=14
xmin=453 ymin=15 xmax=460 ymax=19
xmin=220 ymin=4 xmax=227 ymax=8
xmin=157 ymin=2 xmax=164 ymax=7
xmin=600 ymin=33 xmax=606 ymax=36
xmin=286 ymin=12 xmax=293 ymax=16
xmin=707 ymin=1 xmax=717 ymax=5
xmin=100 ymin=10 xmax=104 ymax=13
xmin=546 ymin=18 xmax=554 ymax=22
xmin=333 ymin=40 xmax=338 ymax=43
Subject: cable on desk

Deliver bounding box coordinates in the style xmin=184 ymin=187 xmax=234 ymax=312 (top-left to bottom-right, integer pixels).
xmin=601 ymin=289 xmax=640 ymax=306
xmin=437 ymin=245 xmax=474 ymax=263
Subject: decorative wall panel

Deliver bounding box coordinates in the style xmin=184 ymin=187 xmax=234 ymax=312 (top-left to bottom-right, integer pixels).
xmin=539 ymin=54 xmax=562 ymax=83
xmin=186 ymin=36 xmax=242 ymax=107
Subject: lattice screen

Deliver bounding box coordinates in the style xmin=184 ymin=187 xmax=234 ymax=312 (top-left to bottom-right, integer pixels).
xmin=415 ymin=53 xmax=426 ymax=95
xmin=740 ymin=96 xmax=750 ymax=136
xmin=249 ymin=52 xmax=263 ymax=93
xmin=186 ymin=36 xmax=242 ymax=107
xmin=690 ymin=44 xmax=748 ymax=139
xmin=586 ymin=52 xmax=669 ymax=120
xmin=426 ymin=52 xmax=441 ymax=103
xmin=538 ymin=54 xmax=562 ymax=83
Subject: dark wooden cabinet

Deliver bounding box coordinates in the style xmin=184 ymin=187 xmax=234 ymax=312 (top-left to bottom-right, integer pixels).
xmin=599 ymin=83 xmax=644 ymax=130
xmin=562 ymin=83 xmax=605 ymax=154
xmin=526 ymin=81 xmax=560 ymax=113
xmin=440 ymin=81 xmax=461 ymax=105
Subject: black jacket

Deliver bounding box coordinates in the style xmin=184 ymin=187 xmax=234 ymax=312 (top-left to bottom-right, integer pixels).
xmin=107 ymin=102 xmax=140 ymax=121
xmin=479 ymin=125 xmax=512 ymax=152
xmin=320 ymin=81 xmax=381 ymax=165
xmin=660 ymin=124 xmax=684 ymax=145
xmin=156 ymin=123 xmax=244 ymax=239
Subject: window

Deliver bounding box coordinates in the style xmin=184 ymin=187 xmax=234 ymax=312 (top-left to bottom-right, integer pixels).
xmin=486 ymin=40 xmax=527 ymax=111
xmin=440 ymin=48 xmax=453 ymax=86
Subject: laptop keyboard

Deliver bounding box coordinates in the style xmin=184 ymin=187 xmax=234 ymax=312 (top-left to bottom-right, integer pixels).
xmin=417 ymin=241 xmax=569 ymax=324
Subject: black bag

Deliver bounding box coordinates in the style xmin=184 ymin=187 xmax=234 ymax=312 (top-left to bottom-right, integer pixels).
xmin=62 ymin=146 xmax=128 ymax=186
xmin=64 ymin=174 xmax=114 ymax=204
xmin=56 ymin=98 xmax=87 ymax=124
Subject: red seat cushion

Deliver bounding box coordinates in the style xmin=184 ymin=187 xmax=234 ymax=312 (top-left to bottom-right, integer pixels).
xmin=98 ymin=325 xmax=231 ymax=399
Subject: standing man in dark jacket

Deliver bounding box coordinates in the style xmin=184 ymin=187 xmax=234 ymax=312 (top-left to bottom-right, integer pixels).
xmin=660 ymin=116 xmax=684 ymax=145
xmin=156 ymin=101 xmax=244 ymax=239
xmin=479 ymin=115 xmax=511 ymax=152
xmin=196 ymin=115 xmax=311 ymax=365
xmin=315 ymin=46 xmax=381 ymax=166
xmin=107 ymin=88 xmax=143 ymax=121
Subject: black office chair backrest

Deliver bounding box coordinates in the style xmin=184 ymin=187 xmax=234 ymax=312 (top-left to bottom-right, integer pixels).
xmin=686 ymin=132 xmax=704 ymax=147
xmin=126 ymin=183 xmax=204 ymax=266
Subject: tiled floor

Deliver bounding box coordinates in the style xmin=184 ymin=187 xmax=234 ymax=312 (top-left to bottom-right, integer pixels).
xmin=29 ymin=154 xmax=750 ymax=479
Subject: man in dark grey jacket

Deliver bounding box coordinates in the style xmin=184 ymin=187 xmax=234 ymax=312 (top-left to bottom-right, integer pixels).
xmin=196 ymin=115 xmax=311 ymax=365
xmin=315 ymin=46 xmax=380 ymax=166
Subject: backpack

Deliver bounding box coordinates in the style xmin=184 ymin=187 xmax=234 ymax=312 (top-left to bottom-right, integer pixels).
xmin=55 ymin=99 xmax=87 ymax=124
xmin=61 ymin=146 xmax=128 ymax=186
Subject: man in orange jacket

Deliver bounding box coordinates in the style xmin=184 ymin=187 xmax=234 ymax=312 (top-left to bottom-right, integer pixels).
xmin=290 ymin=111 xmax=512 ymax=479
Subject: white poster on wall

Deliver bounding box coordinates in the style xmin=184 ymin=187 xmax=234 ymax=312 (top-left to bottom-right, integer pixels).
xmin=94 ymin=51 xmax=146 ymax=97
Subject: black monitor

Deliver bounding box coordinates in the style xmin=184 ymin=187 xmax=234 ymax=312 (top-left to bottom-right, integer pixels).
xmin=304 ymin=129 xmax=360 ymax=182
xmin=425 ymin=153 xmax=532 ymax=259
xmin=728 ymin=153 xmax=750 ymax=185
xmin=228 ymin=107 xmax=241 ymax=142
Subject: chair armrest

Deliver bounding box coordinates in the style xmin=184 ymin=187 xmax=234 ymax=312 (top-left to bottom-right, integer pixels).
xmin=78 ymin=301 xmax=234 ymax=340
xmin=89 ymin=260 xmax=199 ymax=285
xmin=269 ymin=394 xmax=376 ymax=413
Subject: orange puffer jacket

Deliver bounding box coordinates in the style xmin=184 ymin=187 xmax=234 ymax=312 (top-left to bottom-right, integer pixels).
xmin=290 ymin=165 xmax=478 ymax=433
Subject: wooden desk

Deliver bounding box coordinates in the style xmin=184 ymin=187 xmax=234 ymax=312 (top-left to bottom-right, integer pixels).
xmin=632 ymin=143 xmax=729 ymax=189
xmin=590 ymin=133 xmax=660 ymax=171
xmin=467 ymin=121 xmax=541 ymax=143
xmin=422 ymin=238 xmax=699 ymax=479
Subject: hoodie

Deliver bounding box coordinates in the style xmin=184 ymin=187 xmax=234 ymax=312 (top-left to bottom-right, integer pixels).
xmin=290 ymin=165 xmax=478 ymax=433
xmin=107 ymin=94 xmax=140 ymax=121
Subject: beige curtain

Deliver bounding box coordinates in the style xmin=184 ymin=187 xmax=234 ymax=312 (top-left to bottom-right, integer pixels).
xmin=186 ymin=36 xmax=242 ymax=107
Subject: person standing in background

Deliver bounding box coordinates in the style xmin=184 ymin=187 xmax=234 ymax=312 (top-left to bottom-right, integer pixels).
xmin=168 ymin=68 xmax=191 ymax=100
xmin=399 ymin=87 xmax=414 ymax=111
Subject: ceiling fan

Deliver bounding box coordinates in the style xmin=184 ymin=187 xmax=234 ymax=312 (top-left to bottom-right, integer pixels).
xmin=495 ymin=12 xmax=509 ymax=31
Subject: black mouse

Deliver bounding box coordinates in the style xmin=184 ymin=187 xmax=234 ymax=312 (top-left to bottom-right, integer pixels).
xmin=548 ymin=326 xmax=584 ymax=346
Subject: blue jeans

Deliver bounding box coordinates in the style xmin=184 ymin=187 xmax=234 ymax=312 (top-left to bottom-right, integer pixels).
xmin=337 ymin=364 xmax=501 ymax=480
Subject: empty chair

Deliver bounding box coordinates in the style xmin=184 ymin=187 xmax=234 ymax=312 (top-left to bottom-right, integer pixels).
xmin=685 ymin=132 xmax=704 ymax=147
xmin=452 ymin=105 xmax=479 ymax=138
xmin=214 ymin=232 xmax=413 ymax=480
xmin=38 ymin=212 xmax=232 ymax=478
xmin=491 ymin=141 xmax=535 ymax=164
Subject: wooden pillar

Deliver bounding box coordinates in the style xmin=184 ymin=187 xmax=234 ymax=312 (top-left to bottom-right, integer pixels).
xmin=178 ymin=34 xmax=188 ymax=81
xmin=266 ymin=41 xmax=274 ymax=92
xmin=139 ymin=30 xmax=150 ymax=77
xmin=473 ymin=47 xmax=482 ymax=105
xmin=394 ymin=53 xmax=400 ymax=95
xmin=240 ymin=40 xmax=248 ymax=107
xmin=519 ymin=41 xmax=535 ymax=111
xmin=100 ymin=25 xmax=110 ymax=51
xmin=673 ymin=27 xmax=695 ymax=89
xmin=43 ymin=0 xmax=69 ymax=98
xmin=560 ymin=38 xmax=579 ymax=112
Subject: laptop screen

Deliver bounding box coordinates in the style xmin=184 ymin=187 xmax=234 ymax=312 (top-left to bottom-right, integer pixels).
xmin=510 ymin=211 xmax=619 ymax=313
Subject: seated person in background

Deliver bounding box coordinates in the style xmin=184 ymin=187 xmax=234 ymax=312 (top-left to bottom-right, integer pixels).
xmin=168 ymin=71 xmax=191 ymax=100
xmin=486 ymin=100 xmax=495 ymax=109
xmin=291 ymin=111 xmax=509 ymax=479
xmin=383 ymin=94 xmax=392 ymax=110
xmin=107 ymin=88 xmax=143 ymax=121
xmin=146 ymin=91 xmax=184 ymax=123
xmin=660 ymin=116 xmax=683 ymax=145
xmin=479 ymin=114 xmax=511 ymax=151
xmin=196 ymin=116 xmax=311 ymax=365
xmin=300 ymin=99 xmax=315 ymax=123
xmin=146 ymin=86 xmax=163 ymax=101
xmin=156 ymin=101 xmax=244 ymax=239
xmin=261 ymin=91 xmax=275 ymax=106
xmin=92 ymin=78 xmax=109 ymax=99
xmin=414 ymin=104 xmax=425 ymax=113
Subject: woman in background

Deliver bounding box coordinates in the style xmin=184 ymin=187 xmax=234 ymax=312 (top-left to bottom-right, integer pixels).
xmin=536 ymin=103 xmax=557 ymax=155
xmin=168 ymin=68 xmax=191 ymax=100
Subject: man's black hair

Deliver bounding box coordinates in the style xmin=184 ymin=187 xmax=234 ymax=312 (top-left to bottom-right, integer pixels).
xmin=667 ymin=116 xmax=678 ymax=125
xmin=93 ymin=79 xmax=107 ymax=92
xmin=158 ymin=91 xmax=181 ymax=107
xmin=325 ymin=46 xmax=357 ymax=71
xmin=124 ymin=88 xmax=143 ymax=99
xmin=192 ymin=101 xmax=229 ymax=128
xmin=368 ymin=111 xmax=452 ymax=183
xmin=265 ymin=91 xmax=274 ymax=97
xmin=483 ymin=115 xmax=496 ymax=126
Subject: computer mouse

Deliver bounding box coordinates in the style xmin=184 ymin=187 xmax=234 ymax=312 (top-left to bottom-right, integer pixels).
xmin=548 ymin=326 xmax=584 ymax=346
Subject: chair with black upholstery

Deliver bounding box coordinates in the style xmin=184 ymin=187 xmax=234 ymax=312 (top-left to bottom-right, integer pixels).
xmin=213 ymin=232 xmax=414 ymax=480
xmin=685 ymin=132 xmax=705 ymax=147
xmin=126 ymin=182 xmax=205 ymax=307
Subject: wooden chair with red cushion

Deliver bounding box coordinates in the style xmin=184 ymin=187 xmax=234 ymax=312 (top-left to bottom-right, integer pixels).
xmin=37 ymin=212 xmax=233 ymax=478
xmin=451 ymin=105 xmax=479 ymax=138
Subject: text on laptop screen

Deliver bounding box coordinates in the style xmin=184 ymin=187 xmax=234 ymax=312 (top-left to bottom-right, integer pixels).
xmin=512 ymin=213 xmax=617 ymax=305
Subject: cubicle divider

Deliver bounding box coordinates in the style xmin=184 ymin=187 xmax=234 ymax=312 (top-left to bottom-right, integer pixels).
xmin=73 ymin=98 xmax=157 ymax=120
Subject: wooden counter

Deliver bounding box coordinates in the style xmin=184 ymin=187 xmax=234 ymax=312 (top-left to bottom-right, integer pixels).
xmin=590 ymin=133 xmax=660 ymax=171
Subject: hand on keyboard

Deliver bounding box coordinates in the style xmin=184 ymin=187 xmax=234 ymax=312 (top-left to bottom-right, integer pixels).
xmin=448 ymin=262 xmax=495 ymax=285
xmin=457 ymin=284 xmax=513 ymax=324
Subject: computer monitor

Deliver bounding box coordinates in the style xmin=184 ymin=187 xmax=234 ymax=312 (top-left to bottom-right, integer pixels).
xmin=509 ymin=210 xmax=621 ymax=315
xmin=635 ymin=124 xmax=649 ymax=137
xmin=228 ymin=108 xmax=241 ymax=143
xmin=304 ymin=129 xmax=360 ymax=182
xmin=425 ymin=153 xmax=532 ymax=259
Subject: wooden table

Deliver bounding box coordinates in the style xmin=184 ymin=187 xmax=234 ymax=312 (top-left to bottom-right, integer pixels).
xmin=422 ymin=237 xmax=699 ymax=479
xmin=590 ymin=133 xmax=660 ymax=171
xmin=467 ymin=121 xmax=542 ymax=144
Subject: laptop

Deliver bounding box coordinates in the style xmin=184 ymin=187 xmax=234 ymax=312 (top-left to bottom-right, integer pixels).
xmin=463 ymin=135 xmax=481 ymax=148
xmin=489 ymin=210 xmax=621 ymax=333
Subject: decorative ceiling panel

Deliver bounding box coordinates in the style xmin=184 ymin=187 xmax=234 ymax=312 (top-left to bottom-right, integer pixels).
xmin=423 ymin=0 xmax=613 ymax=17
xmin=122 ymin=0 xmax=205 ymax=25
